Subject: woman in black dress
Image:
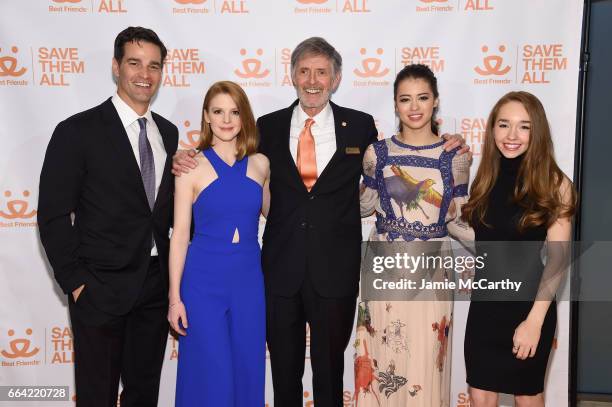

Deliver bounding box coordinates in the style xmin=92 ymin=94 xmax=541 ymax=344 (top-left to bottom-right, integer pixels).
xmin=461 ymin=91 xmax=576 ymax=407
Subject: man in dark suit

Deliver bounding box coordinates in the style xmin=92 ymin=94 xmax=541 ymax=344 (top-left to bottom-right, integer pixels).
xmin=256 ymin=38 xmax=378 ymax=406
xmin=38 ymin=27 xmax=178 ymax=407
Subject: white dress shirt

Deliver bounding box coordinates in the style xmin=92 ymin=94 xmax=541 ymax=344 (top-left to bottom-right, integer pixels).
xmin=111 ymin=93 xmax=167 ymax=255
xmin=289 ymin=102 xmax=336 ymax=177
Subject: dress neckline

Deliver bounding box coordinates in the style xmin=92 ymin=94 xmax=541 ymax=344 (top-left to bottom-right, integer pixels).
xmin=391 ymin=135 xmax=445 ymax=150
xmin=208 ymin=146 xmax=243 ymax=168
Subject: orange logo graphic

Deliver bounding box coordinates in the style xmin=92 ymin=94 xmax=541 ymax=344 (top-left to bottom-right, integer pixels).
xmin=180 ymin=120 xmax=201 ymax=149
xmin=50 ymin=326 xmax=74 ymax=364
xmin=175 ymin=0 xmax=206 ymax=3
xmin=354 ymin=48 xmax=389 ymax=78
xmin=416 ymin=0 xmax=452 ymax=12
xmin=520 ymin=43 xmax=567 ymax=84
xmin=401 ymin=46 xmax=445 ymax=72
xmin=278 ymin=48 xmax=293 ymax=86
xmin=163 ymin=48 xmax=205 ymax=87
xmin=461 ymin=117 xmax=485 ymax=156
xmin=474 ymin=45 xmax=510 ymax=76
xmin=342 ymin=0 xmax=370 ymax=12
xmin=220 ymin=0 xmax=248 ymax=13
xmin=1 ymin=329 xmax=40 ymax=359
xmin=294 ymin=0 xmax=332 ymax=14
xmin=303 ymin=391 xmax=314 ymax=407
xmin=97 ymin=0 xmax=127 ymax=13
xmin=0 ymin=190 xmax=37 ymax=219
xmin=234 ymin=49 xmax=270 ymax=79
xmin=456 ymin=392 xmax=471 ymax=407
xmin=38 ymin=47 xmax=85 ymax=87
xmin=167 ymin=334 xmax=179 ymax=360
xmin=49 ymin=0 xmax=87 ymax=13
xmin=0 ymin=46 xmax=27 ymax=77
xmin=465 ymin=0 xmax=493 ymax=10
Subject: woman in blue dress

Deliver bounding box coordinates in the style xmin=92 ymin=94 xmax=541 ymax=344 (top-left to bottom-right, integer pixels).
xmin=168 ymin=81 xmax=270 ymax=406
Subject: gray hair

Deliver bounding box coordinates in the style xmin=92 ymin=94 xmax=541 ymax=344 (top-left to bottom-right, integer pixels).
xmin=290 ymin=37 xmax=342 ymax=80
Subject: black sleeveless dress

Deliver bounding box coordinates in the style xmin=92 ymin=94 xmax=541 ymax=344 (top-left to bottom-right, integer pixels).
xmin=464 ymin=155 xmax=557 ymax=395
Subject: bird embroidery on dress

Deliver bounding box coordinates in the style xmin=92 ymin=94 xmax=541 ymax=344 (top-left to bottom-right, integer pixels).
xmin=354 ymin=341 xmax=381 ymax=407
xmin=384 ymin=165 xmax=442 ymax=219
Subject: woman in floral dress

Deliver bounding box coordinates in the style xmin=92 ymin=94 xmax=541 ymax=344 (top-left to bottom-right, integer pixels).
xmin=354 ymin=64 xmax=470 ymax=407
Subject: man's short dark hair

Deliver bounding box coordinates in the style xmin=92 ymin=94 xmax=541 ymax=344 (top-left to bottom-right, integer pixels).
xmin=114 ymin=26 xmax=167 ymax=64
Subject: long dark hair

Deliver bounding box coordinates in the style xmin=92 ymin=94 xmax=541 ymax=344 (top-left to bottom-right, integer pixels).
xmin=393 ymin=64 xmax=439 ymax=135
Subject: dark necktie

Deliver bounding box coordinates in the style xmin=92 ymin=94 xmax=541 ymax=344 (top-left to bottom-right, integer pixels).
xmin=137 ymin=117 xmax=155 ymax=210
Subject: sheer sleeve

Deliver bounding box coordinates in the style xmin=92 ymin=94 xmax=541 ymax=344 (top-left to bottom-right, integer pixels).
xmin=446 ymin=152 xmax=474 ymax=243
xmin=360 ymin=144 xmax=379 ymax=217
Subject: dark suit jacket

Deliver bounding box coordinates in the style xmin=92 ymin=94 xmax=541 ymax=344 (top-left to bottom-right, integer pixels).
xmin=258 ymin=100 xmax=378 ymax=298
xmin=38 ymin=98 xmax=178 ymax=315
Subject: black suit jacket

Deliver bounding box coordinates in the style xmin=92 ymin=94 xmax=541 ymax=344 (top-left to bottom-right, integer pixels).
xmin=38 ymin=98 xmax=178 ymax=315
xmin=258 ymin=100 xmax=378 ymax=298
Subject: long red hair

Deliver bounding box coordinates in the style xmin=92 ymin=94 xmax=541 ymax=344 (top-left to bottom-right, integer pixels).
xmin=461 ymin=91 xmax=576 ymax=231
xmin=197 ymin=81 xmax=258 ymax=160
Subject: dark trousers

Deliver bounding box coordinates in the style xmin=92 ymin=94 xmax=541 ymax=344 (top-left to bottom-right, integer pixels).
xmin=69 ymin=257 xmax=169 ymax=407
xmin=266 ymin=276 xmax=357 ymax=407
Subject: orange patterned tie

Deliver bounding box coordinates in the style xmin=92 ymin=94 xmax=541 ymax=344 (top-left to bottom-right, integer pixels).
xmin=297 ymin=118 xmax=317 ymax=191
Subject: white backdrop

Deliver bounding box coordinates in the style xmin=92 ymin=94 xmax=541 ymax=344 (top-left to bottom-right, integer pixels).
xmin=0 ymin=1 xmax=583 ymax=406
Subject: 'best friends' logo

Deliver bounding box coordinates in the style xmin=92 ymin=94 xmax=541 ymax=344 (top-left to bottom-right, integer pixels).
xmin=1 ymin=328 xmax=42 ymax=366
xmin=416 ymin=0 xmax=453 ymax=13
xmin=172 ymin=0 xmax=211 ymax=14
xmin=473 ymin=44 xmax=512 ymax=85
xmin=49 ymin=0 xmax=88 ymax=13
xmin=234 ymin=48 xmax=272 ymax=88
xmin=0 ymin=46 xmax=29 ymax=86
xmin=0 ymin=189 xmax=37 ymax=228
xmin=234 ymin=49 xmax=270 ymax=79
xmin=180 ymin=120 xmax=201 ymax=149
xmin=353 ymin=47 xmax=391 ymax=87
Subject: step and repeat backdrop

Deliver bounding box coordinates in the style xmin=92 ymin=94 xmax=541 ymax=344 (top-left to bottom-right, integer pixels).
xmin=0 ymin=0 xmax=583 ymax=406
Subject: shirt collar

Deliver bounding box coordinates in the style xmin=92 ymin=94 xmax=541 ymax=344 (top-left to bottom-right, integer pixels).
xmin=295 ymin=101 xmax=333 ymax=129
xmin=111 ymin=93 xmax=154 ymax=129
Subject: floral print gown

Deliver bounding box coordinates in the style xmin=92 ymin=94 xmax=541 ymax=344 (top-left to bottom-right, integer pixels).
xmin=354 ymin=136 xmax=469 ymax=407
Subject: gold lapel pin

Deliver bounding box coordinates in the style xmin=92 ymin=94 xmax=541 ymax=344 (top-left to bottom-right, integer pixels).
xmin=341 ymin=121 xmax=347 ymax=127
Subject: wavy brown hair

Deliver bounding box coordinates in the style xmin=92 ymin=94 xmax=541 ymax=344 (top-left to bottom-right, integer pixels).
xmin=461 ymin=91 xmax=576 ymax=231
xmin=197 ymin=81 xmax=258 ymax=160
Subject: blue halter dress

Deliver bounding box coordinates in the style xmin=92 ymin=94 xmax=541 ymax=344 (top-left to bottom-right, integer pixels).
xmin=175 ymin=147 xmax=265 ymax=406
